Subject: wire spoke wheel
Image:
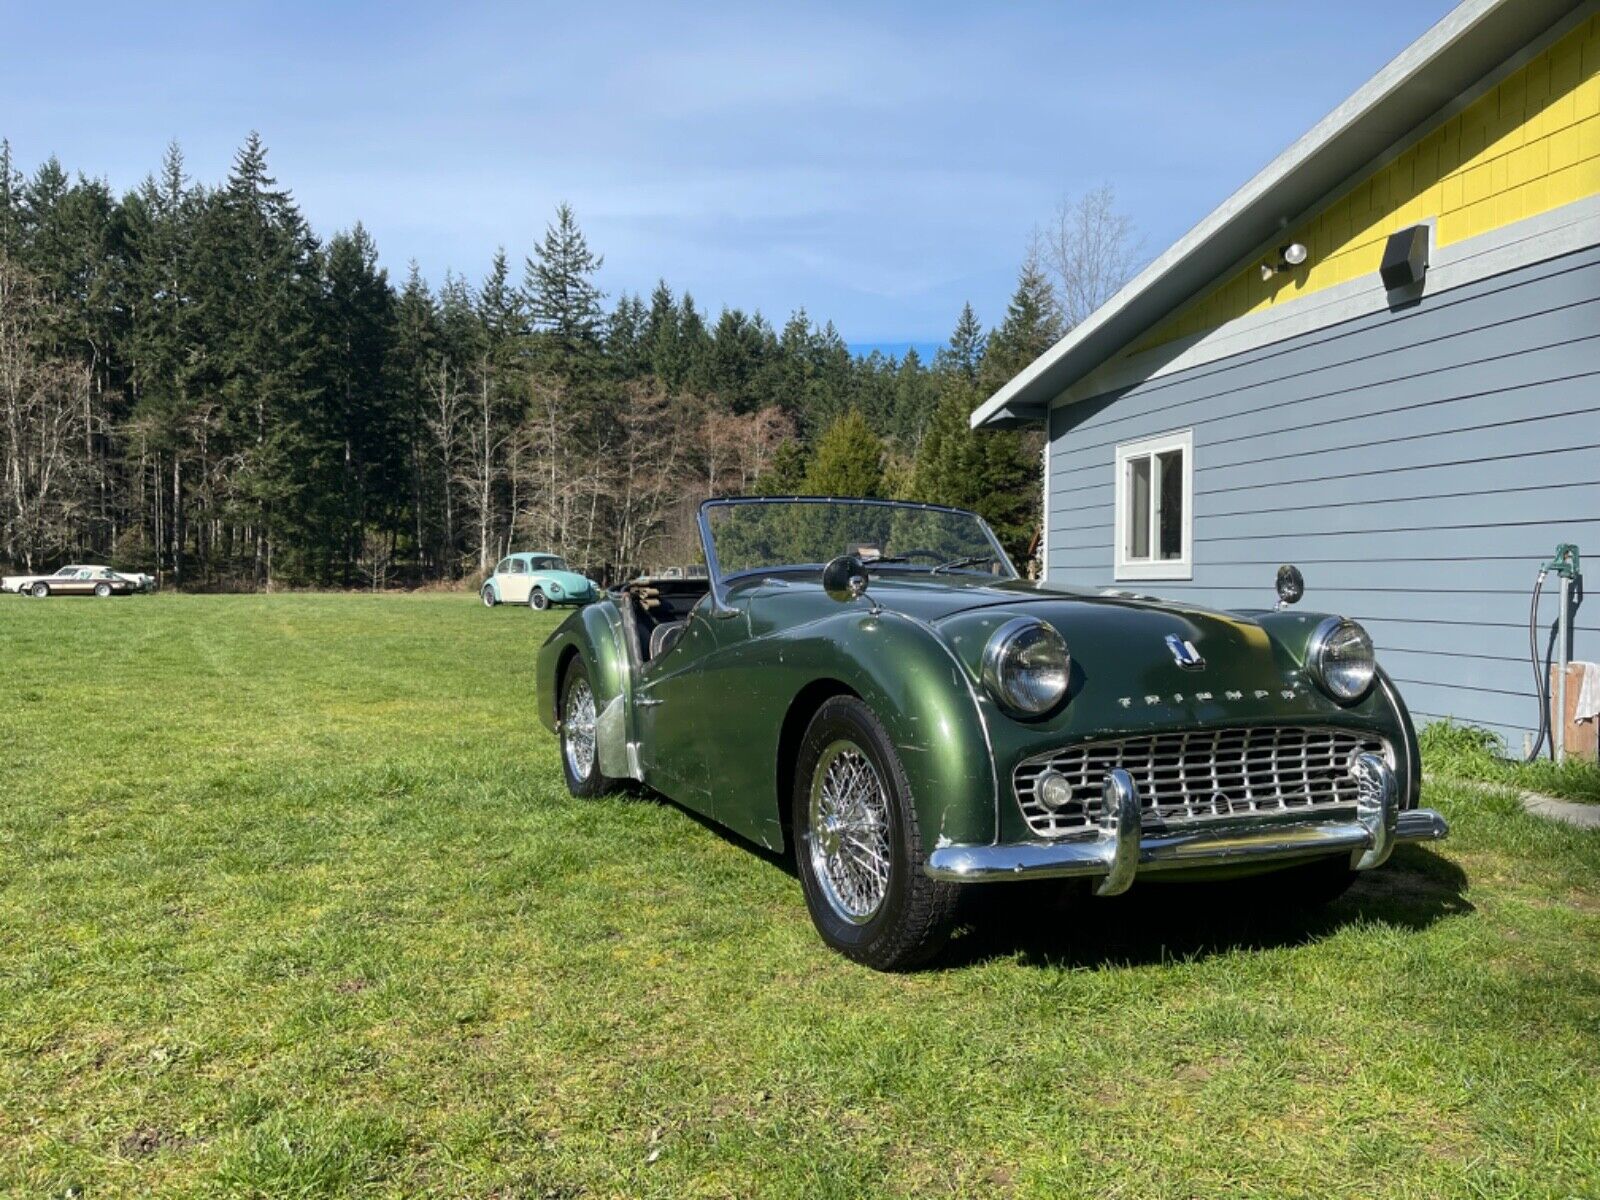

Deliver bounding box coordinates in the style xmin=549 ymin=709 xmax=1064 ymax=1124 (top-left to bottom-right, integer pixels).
xmin=807 ymin=739 xmax=892 ymax=924
xmin=563 ymin=677 xmax=597 ymax=783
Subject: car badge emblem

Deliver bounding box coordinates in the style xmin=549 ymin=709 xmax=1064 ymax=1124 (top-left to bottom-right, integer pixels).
xmin=1165 ymin=634 xmax=1205 ymax=671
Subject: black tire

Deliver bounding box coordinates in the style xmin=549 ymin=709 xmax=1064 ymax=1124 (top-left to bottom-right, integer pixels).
xmin=481 ymin=584 xmax=497 ymax=607
xmin=95 ymin=583 xmax=111 ymax=598
xmin=792 ymin=696 xmax=959 ymax=971
xmin=559 ymin=658 xmax=611 ymax=797
xmin=530 ymin=589 xmax=549 ymax=611
xmin=31 ymin=582 xmax=48 ymax=599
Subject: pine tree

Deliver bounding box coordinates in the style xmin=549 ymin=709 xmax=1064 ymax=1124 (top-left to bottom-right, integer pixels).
xmin=804 ymin=410 xmax=884 ymax=498
xmin=524 ymin=202 xmax=605 ymax=372
xmin=751 ymin=439 xmax=808 ymax=495
xmin=934 ymin=302 xmax=985 ymax=383
xmin=980 ymin=243 xmax=1062 ymax=394
xmin=320 ymin=223 xmax=401 ymax=581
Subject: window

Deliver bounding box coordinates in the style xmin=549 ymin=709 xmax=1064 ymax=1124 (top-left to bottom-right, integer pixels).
xmin=506 ymin=559 xmax=526 ymax=574
xmin=1114 ymin=429 xmax=1192 ymax=580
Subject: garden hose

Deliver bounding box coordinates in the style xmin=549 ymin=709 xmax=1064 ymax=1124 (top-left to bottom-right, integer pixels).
xmin=1525 ymin=569 xmax=1552 ymax=763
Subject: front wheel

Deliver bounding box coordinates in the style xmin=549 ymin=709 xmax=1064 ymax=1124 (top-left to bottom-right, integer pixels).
xmin=529 ymin=589 xmax=549 ymax=611
xmin=559 ymin=659 xmax=612 ymax=797
xmin=481 ymin=584 xmax=497 ymax=607
xmin=95 ymin=583 xmax=112 ymax=598
xmin=31 ymin=582 xmax=48 ymax=599
xmin=792 ymin=696 xmax=959 ymax=970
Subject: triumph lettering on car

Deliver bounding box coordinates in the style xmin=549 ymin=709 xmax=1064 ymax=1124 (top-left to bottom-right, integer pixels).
xmin=535 ymin=496 xmax=1448 ymax=971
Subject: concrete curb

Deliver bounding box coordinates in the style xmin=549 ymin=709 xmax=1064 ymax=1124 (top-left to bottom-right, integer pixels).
xmin=1426 ymin=772 xmax=1600 ymax=830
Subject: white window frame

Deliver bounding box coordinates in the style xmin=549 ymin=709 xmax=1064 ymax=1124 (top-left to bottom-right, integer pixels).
xmin=1113 ymin=428 xmax=1193 ymax=581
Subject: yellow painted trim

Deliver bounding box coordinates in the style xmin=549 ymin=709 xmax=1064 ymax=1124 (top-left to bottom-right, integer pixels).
xmin=1138 ymin=15 xmax=1600 ymax=352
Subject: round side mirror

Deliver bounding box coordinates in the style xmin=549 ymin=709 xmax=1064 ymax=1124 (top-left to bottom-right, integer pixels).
xmin=1275 ymin=564 xmax=1305 ymax=608
xmin=822 ymin=554 xmax=869 ymax=603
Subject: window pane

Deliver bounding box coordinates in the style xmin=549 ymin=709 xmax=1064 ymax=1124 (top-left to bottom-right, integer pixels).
xmin=1157 ymin=449 xmax=1184 ymax=560
xmin=1127 ymin=456 xmax=1151 ymax=560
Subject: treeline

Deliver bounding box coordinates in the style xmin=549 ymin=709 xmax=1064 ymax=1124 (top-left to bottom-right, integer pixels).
xmin=0 ymin=134 xmax=1135 ymax=587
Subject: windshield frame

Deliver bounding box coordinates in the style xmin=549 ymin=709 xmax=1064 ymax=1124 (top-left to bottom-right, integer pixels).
xmin=696 ymin=495 xmax=1017 ymax=617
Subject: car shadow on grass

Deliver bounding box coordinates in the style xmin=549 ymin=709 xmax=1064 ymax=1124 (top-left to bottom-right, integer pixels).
xmin=938 ymin=844 xmax=1472 ymax=970
xmin=624 ymin=792 xmax=1472 ymax=972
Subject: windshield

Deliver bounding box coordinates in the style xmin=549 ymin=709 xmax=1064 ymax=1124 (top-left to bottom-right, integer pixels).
xmin=704 ymin=498 xmax=1015 ymax=581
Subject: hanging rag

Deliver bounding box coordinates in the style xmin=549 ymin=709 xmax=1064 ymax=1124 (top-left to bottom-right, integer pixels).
xmin=1575 ymin=661 xmax=1600 ymax=724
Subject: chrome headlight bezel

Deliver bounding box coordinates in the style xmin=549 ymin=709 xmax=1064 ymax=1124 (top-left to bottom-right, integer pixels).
xmin=981 ymin=617 xmax=1071 ymax=717
xmin=1307 ymin=617 xmax=1376 ymax=703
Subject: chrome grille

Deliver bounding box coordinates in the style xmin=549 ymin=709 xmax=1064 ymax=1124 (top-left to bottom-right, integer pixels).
xmin=1014 ymin=726 xmax=1391 ymax=838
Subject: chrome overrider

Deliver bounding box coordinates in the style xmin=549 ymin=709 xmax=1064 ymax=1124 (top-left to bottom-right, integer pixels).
xmin=924 ymin=752 xmax=1449 ymax=888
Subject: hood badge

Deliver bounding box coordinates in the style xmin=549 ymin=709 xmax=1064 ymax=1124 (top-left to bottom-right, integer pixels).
xmin=1165 ymin=634 xmax=1206 ymax=671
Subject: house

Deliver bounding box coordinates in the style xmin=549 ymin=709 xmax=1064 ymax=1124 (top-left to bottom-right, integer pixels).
xmin=974 ymin=0 xmax=1599 ymax=750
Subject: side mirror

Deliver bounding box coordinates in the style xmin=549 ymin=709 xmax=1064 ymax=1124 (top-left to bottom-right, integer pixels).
xmin=1275 ymin=564 xmax=1305 ymax=609
xmin=822 ymin=554 xmax=869 ymax=603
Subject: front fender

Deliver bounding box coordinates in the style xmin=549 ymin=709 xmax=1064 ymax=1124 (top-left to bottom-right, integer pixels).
xmin=706 ymin=607 xmax=998 ymax=852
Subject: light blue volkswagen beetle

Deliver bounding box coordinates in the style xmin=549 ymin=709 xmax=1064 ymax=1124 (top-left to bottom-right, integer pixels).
xmin=481 ymin=552 xmax=598 ymax=611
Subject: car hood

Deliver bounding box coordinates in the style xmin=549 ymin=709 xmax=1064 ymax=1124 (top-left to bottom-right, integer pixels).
xmin=843 ymin=574 xmax=1319 ymax=704
xmin=537 ymin=570 xmax=594 ymax=593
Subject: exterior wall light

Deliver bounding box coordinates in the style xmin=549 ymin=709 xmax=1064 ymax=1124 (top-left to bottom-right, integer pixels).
xmin=1258 ymin=243 xmax=1309 ymax=281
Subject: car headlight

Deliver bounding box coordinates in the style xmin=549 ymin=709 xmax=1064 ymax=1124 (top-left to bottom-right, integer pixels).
xmin=1308 ymin=617 xmax=1376 ymax=702
xmin=981 ymin=617 xmax=1071 ymax=716
xmin=550 ymin=582 xmax=563 ymax=595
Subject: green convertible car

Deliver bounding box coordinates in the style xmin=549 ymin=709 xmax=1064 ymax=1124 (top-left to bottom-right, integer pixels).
xmin=536 ymin=497 xmax=1448 ymax=970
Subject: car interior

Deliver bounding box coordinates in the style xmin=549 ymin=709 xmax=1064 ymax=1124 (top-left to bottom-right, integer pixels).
xmin=623 ymin=575 xmax=711 ymax=665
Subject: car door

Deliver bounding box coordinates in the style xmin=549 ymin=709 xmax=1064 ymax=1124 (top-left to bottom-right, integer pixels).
xmin=504 ymin=558 xmax=534 ymax=604
xmin=59 ymin=569 xmax=95 ymax=595
xmin=635 ymin=598 xmax=720 ymax=819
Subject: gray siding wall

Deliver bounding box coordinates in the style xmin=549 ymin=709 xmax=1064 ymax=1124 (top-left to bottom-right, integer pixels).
xmin=1047 ymin=242 xmax=1600 ymax=750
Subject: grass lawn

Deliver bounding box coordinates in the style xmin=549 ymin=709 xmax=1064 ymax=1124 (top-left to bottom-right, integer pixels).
xmin=3 ymin=593 xmax=1599 ymax=1198
xmin=1421 ymin=720 xmax=1600 ymax=805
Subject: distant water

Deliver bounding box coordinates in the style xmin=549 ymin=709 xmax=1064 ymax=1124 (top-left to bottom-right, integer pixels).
xmin=847 ymin=340 xmax=942 ymax=362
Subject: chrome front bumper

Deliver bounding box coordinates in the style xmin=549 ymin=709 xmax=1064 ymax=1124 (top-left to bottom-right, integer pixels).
xmin=925 ymin=752 xmax=1448 ymax=893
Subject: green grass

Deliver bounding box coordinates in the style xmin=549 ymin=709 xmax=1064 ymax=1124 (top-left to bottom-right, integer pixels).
xmin=1420 ymin=719 xmax=1600 ymax=804
xmin=2 ymin=594 xmax=1599 ymax=1198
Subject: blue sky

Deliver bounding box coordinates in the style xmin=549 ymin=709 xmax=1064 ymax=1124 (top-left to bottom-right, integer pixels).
xmin=2 ymin=1 xmax=1457 ymax=349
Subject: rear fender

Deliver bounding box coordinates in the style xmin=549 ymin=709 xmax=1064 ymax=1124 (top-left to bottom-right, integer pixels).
xmin=536 ymin=599 xmax=632 ymax=763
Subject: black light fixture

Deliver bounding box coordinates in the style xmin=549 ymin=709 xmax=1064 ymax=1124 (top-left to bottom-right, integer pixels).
xmin=1258 ymin=242 xmax=1309 ymax=281
xmin=1380 ymin=224 xmax=1429 ymax=290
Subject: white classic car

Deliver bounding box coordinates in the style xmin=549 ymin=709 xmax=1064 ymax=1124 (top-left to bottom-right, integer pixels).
xmin=4 ymin=564 xmax=157 ymax=597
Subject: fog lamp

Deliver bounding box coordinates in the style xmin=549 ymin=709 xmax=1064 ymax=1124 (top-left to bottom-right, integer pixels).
xmin=1037 ymin=770 xmax=1074 ymax=811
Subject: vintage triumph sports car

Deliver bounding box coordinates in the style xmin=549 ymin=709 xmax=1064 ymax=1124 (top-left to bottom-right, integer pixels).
xmin=482 ymin=552 xmax=598 ymax=611
xmin=4 ymin=564 xmax=152 ymax=598
xmin=535 ymin=497 xmax=1449 ymax=970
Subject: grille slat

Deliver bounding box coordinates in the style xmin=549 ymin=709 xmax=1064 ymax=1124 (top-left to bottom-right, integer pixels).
xmin=1015 ymin=725 xmax=1390 ymax=838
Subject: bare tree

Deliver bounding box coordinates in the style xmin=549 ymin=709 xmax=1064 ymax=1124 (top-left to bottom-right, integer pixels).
xmin=607 ymin=381 xmax=693 ymax=577
xmin=425 ymin=357 xmax=467 ymax=574
xmin=1040 ymin=184 xmax=1144 ymax=330
xmin=0 ymin=256 xmax=92 ymax=570
xmin=356 ymin=527 xmax=393 ymax=591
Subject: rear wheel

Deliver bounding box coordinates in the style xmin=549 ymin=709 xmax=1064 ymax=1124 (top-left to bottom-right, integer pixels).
xmin=481 ymin=584 xmax=497 ymax=607
xmin=792 ymin=696 xmax=959 ymax=971
xmin=31 ymin=582 xmax=48 ymax=599
xmin=559 ymin=659 xmax=612 ymax=797
xmin=530 ymin=589 xmax=549 ymax=611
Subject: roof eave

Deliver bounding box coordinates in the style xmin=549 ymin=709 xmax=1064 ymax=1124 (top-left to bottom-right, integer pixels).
xmin=970 ymin=0 xmax=1584 ymax=429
